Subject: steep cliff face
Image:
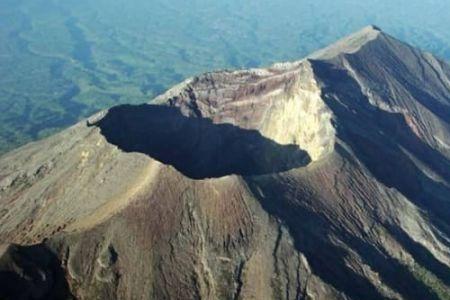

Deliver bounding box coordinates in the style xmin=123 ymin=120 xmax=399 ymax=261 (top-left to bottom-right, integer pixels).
xmin=0 ymin=26 xmax=450 ymax=300
xmin=154 ymin=61 xmax=335 ymax=162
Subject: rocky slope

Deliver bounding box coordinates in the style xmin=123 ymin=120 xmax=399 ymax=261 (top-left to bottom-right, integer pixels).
xmin=0 ymin=26 xmax=450 ymax=300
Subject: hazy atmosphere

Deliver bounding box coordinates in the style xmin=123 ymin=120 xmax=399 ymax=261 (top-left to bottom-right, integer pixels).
xmin=1 ymin=0 xmax=450 ymax=153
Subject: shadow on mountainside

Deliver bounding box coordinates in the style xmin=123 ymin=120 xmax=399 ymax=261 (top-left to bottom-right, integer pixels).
xmin=385 ymin=225 xmax=450 ymax=287
xmin=311 ymin=59 xmax=450 ymax=233
xmin=342 ymin=37 xmax=450 ymax=125
xmin=92 ymin=104 xmax=311 ymax=179
xmin=245 ymin=60 xmax=450 ymax=300
xmin=0 ymin=244 xmax=73 ymax=300
xmin=245 ymin=172 xmax=443 ymax=300
xmin=264 ymin=59 xmax=450 ymax=299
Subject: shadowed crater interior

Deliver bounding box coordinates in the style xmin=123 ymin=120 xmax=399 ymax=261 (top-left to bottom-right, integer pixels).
xmin=0 ymin=244 xmax=73 ymax=300
xmin=92 ymin=104 xmax=311 ymax=179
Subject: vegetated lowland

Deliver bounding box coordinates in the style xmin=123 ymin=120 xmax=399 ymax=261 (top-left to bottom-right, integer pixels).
xmin=1 ymin=0 xmax=450 ymax=154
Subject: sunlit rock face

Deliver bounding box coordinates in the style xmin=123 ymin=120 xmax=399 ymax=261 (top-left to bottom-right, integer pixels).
xmin=1 ymin=26 xmax=450 ymax=300
xmin=258 ymin=62 xmax=335 ymax=161
xmin=157 ymin=60 xmax=335 ymax=162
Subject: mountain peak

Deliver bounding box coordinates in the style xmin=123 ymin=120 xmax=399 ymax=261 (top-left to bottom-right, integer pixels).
xmin=309 ymin=25 xmax=383 ymax=60
xmin=1 ymin=26 xmax=450 ymax=300
xmin=367 ymin=24 xmax=382 ymax=32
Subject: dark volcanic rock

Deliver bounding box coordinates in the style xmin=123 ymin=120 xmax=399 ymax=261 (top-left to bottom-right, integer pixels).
xmin=93 ymin=104 xmax=310 ymax=179
xmin=0 ymin=243 xmax=73 ymax=300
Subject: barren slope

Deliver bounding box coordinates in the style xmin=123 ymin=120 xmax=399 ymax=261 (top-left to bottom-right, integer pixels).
xmin=0 ymin=26 xmax=449 ymax=300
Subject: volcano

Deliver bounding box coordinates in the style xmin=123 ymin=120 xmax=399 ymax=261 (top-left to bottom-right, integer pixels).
xmin=1 ymin=26 xmax=450 ymax=300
